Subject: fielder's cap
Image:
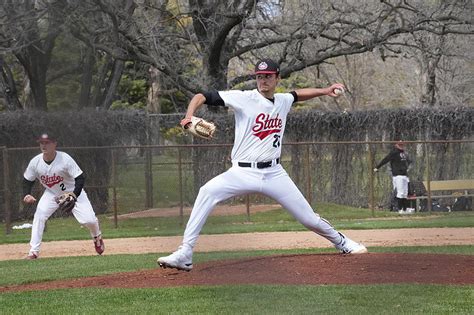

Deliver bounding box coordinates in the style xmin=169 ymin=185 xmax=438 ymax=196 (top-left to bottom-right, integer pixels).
xmin=37 ymin=133 xmax=56 ymax=143
xmin=255 ymin=58 xmax=280 ymax=74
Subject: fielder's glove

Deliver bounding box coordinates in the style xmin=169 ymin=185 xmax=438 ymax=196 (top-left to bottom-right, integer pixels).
xmin=181 ymin=116 xmax=216 ymax=139
xmin=54 ymin=192 xmax=77 ymax=214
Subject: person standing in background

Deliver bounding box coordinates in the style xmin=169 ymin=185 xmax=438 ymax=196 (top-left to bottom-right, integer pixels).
xmin=374 ymin=141 xmax=413 ymax=214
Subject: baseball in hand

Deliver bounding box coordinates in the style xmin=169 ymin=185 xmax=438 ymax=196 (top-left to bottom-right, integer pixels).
xmin=23 ymin=195 xmax=37 ymax=204
xmin=334 ymin=87 xmax=344 ymax=96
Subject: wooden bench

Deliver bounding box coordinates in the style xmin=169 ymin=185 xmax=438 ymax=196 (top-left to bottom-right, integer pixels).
xmin=412 ymin=179 xmax=474 ymax=211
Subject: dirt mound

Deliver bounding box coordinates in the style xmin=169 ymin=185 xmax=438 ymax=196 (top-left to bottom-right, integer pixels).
xmin=2 ymin=253 xmax=473 ymax=292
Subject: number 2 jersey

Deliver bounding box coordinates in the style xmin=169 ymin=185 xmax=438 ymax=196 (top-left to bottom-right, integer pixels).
xmin=24 ymin=151 xmax=83 ymax=195
xmin=216 ymin=89 xmax=295 ymax=162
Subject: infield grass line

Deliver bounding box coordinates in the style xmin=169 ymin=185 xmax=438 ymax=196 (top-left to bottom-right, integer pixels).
xmin=2 ymin=206 xmax=473 ymax=244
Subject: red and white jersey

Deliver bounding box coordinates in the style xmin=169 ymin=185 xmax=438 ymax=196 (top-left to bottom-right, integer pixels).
xmin=24 ymin=151 xmax=83 ymax=195
xmin=219 ymin=89 xmax=294 ymax=162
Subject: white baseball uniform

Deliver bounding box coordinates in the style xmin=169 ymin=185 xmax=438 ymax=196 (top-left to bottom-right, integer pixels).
xmin=181 ymin=89 xmax=343 ymax=250
xmin=24 ymin=151 xmax=101 ymax=255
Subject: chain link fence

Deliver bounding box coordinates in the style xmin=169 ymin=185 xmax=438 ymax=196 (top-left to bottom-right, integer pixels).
xmin=1 ymin=140 xmax=473 ymax=234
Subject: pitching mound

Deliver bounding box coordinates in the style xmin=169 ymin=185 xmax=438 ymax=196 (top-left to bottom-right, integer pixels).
xmin=2 ymin=253 xmax=473 ymax=292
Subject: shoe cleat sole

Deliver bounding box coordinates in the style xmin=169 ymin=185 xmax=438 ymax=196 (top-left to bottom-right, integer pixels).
xmin=158 ymin=261 xmax=192 ymax=272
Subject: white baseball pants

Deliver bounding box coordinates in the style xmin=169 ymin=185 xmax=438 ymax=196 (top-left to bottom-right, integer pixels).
xmin=182 ymin=163 xmax=342 ymax=251
xmin=392 ymin=175 xmax=409 ymax=198
xmin=29 ymin=190 xmax=101 ymax=254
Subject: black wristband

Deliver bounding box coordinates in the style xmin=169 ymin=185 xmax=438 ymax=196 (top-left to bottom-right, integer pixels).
xmin=22 ymin=178 xmax=35 ymax=197
xmin=73 ymin=174 xmax=85 ymax=197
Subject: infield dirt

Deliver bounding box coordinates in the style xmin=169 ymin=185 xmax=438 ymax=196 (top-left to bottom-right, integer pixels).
xmin=1 ymin=227 xmax=473 ymax=261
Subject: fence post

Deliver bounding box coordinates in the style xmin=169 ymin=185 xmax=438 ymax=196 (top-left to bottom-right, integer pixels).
xmin=111 ymin=148 xmax=118 ymax=228
xmin=425 ymin=142 xmax=432 ymax=213
xmin=178 ymin=147 xmax=184 ymax=226
xmin=368 ymin=143 xmax=375 ymax=216
xmin=144 ymin=147 xmax=153 ymax=209
xmin=3 ymin=147 xmax=12 ymax=234
xmin=304 ymin=145 xmax=312 ymax=205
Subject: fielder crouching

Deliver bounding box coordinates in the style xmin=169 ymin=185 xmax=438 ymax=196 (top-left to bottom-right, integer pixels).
xmin=22 ymin=133 xmax=104 ymax=259
xmin=157 ymin=58 xmax=367 ymax=272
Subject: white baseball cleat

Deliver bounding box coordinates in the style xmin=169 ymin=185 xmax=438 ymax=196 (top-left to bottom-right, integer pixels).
xmin=157 ymin=246 xmax=193 ymax=271
xmin=335 ymin=233 xmax=368 ymax=254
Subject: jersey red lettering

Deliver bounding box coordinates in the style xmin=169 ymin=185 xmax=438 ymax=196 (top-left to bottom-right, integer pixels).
xmin=252 ymin=113 xmax=282 ymax=132
xmin=252 ymin=113 xmax=283 ymax=140
xmin=252 ymin=113 xmax=266 ymax=132
xmin=40 ymin=174 xmax=64 ymax=188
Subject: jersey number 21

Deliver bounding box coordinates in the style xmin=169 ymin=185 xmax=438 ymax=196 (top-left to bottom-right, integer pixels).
xmin=273 ymin=134 xmax=281 ymax=148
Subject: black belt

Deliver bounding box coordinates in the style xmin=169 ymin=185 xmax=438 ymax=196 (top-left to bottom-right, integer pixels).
xmin=238 ymin=158 xmax=280 ymax=169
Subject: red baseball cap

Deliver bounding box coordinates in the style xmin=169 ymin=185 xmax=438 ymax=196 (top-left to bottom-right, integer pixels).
xmin=37 ymin=133 xmax=56 ymax=143
xmin=255 ymin=58 xmax=280 ymax=74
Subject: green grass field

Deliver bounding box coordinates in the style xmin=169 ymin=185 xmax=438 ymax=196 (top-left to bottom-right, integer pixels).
xmin=2 ymin=204 xmax=473 ymax=244
xmin=1 ymin=205 xmax=473 ymax=314
xmin=1 ymin=284 xmax=472 ymax=314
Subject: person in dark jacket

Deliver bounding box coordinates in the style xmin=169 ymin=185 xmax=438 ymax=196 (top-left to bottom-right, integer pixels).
xmin=374 ymin=141 xmax=412 ymax=213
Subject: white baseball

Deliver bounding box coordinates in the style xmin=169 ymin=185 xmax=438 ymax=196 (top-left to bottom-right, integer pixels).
xmin=334 ymin=88 xmax=344 ymax=95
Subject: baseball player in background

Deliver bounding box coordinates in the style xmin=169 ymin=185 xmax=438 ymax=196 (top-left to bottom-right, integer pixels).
xmin=374 ymin=140 xmax=413 ymax=213
xmin=22 ymin=133 xmax=105 ymax=259
xmin=158 ymin=58 xmax=367 ymax=271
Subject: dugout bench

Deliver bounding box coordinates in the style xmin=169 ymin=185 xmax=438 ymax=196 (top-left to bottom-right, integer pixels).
xmin=411 ymin=179 xmax=474 ymax=212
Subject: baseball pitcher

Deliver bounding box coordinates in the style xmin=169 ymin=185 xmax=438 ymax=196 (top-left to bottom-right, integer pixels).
xmin=158 ymin=58 xmax=367 ymax=271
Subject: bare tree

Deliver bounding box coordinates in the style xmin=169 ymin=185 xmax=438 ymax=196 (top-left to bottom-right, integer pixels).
xmin=0 ymin=0 xmax=72 ymax=110
xmin=369 ymin=0 xmax=474 ymax=106
xmin=434 ymin=34 xmax=474 ymax=106
xmin=1 ymin=0 xmax=472 ymax=111
xmin=147 ymin=1 xmax=472 ymax=99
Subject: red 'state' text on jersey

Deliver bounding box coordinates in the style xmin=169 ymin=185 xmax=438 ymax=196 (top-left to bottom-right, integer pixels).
xmin=252 ymin=113 xmax=282 ymax=140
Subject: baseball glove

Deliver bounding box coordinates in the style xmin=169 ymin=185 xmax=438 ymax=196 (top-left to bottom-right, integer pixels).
xmin=182 ymin=116 xmax=216 ymax=139
xmin=54 ymin=192 xmax=77 ymax=214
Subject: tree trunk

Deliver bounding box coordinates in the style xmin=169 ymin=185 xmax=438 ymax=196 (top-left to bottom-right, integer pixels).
xmin=420 ymin=58 xmax=438 ymax=106
xmin=0 ymin=57 xmax=22 ymax=110
xmin=102 ymin=60 xmax=124 ymax=109
xmin=16 ymin=48 xmax=50 ymax=110
xmin=91 ymin=55 xmax=113 ymax=108
xmin=78 ymin=48 xmax=95 ymax=108
xmin=28 ymin=68 xmax=48 ymax=111
xmin=147 ymin=66 xmax=161 ymax=113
